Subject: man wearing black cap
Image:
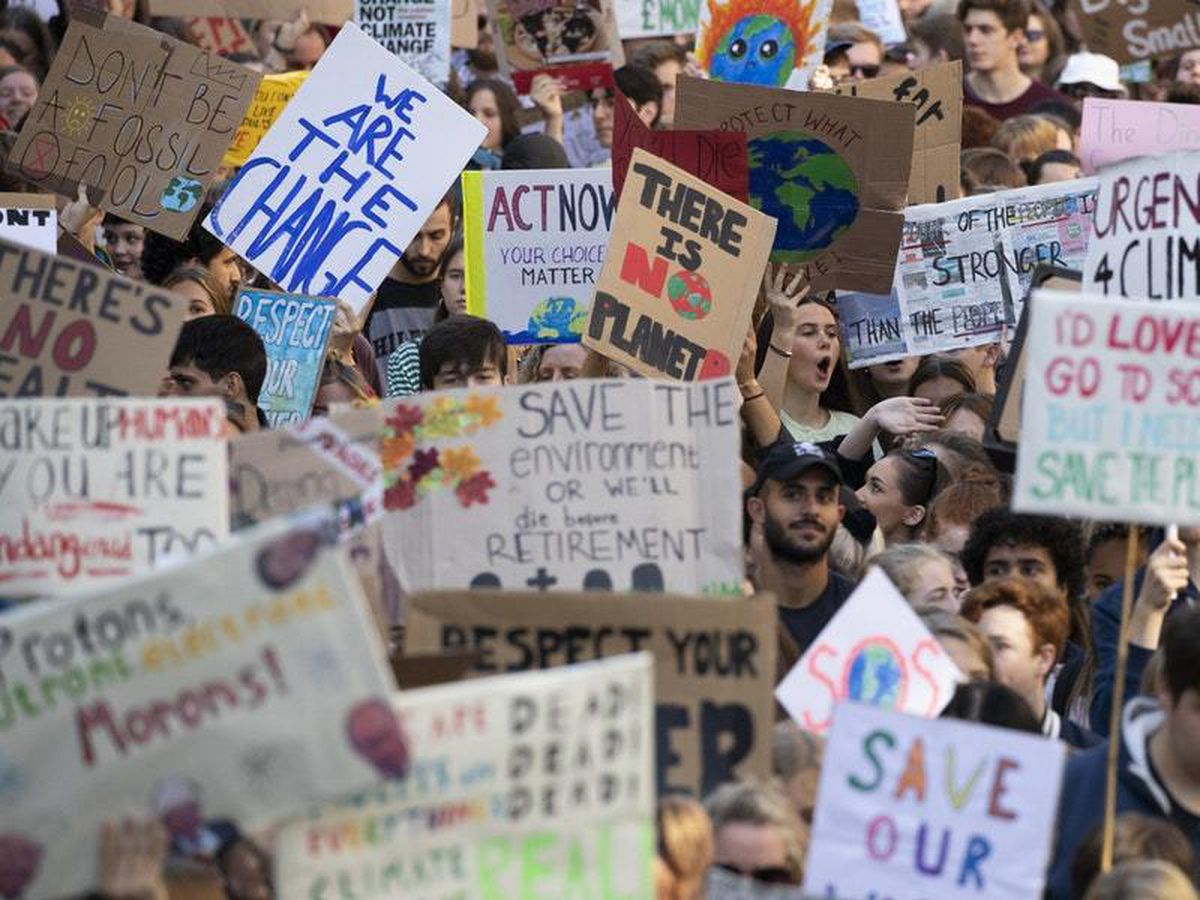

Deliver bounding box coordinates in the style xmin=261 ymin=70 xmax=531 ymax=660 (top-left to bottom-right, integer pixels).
xmin=747 ymin=441 xmax=854 ymax=655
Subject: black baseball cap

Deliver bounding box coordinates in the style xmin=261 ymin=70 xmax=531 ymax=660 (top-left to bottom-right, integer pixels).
xmin=748 ymin=441 xmax=843 ymax=497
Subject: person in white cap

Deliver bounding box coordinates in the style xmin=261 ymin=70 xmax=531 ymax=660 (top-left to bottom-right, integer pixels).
xmin=150 ymin=775 xmax=238 ymax=860
xmin=1056 ymin=52 xmax=1127 ymax=101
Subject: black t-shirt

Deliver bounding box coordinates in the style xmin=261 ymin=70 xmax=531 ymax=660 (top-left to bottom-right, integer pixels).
xmin=364 ymin=278 xmax=441 ymax=383
xmin=1147 ymin=740 xmax=1200 ymax=837
xmin=778 ymin=570 xmax=856 ymax=657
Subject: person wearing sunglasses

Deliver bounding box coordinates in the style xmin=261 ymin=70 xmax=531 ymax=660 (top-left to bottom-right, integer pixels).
xmin=822 ymin=22 xmax=884 ymax=84
xmin=1018 ymin=4 xmax=1066 ymax=86
xmin=704 ymin=780 xmax=807 ymax=890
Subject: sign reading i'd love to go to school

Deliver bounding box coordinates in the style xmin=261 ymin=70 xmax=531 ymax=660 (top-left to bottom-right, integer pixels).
xmin=206 ymin=23 xmax=487 ymax=317
xmin=378 ymin=378 xmax=742 ymax=595
xmin=0 ymin=515 xmax=403 ymax=900
xmin=274 ymin=655 xmax=654 ymax=899
xmin=804 ymin=703 xmax=1065 ymax=900
xmin=585 ymin=148 xmax=775 ymax=382
xmin=462 ymin=168 xmax=615 ymax=344
xmin=1014 ymin=290 xmax=1200 ymax=526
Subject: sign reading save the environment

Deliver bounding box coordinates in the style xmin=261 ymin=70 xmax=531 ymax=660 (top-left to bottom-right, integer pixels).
xmin=462 ymin=168 xmax=615 ymax=343
xmin=805 ymin=703 xmax=1065 ymax=900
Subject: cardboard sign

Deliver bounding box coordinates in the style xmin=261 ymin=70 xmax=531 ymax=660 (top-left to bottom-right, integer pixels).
xmin=696 ymin=0 xmax=832 ymax=89
xmin=1070 ymin=0 xmax=1200 ymax=66
xmin=187 ymin=16 xmax=255 ymax=56
xmin=488 ymin=0 xmax=624 ymax=93
xmin=378 ymin=378 xmax=743 ymax=594
xmin=0 ymin=193 xmax=56 ymax=254
xmin=406 ymin=591 xmax=777 ymax=796
xmin=584 ymin=148 xmax=775 ymax=380
xmin=775 ymin=568 xmax=962 ymax=735
xmin=462 ymin=168 xmax=615 ymax=343
xmin=274 ymin=654 xmax=655 ymax=898
xmin=675 ymin=76 xmax=915 ymax=293
xmin=0 ymin=398 xmax=229 ymax=598
xmin=1079 ymin=97 xmax=1200 ymax=175
xmin=149 ymin=0 xmax=355 ymax=24
xmin=1084 ymin=151 xmax=1200 ymax=300
xmin=805 ymin=703 xmax=1065 ymax=900
xmin=222 ymin=71 xmax=310 ymax=169
xmin=833 ymin=61 xmax=963 ymax=205
xmin=612 ymin=90 xmax=748 ymax=201
xmin=0 ymin=238 xmax=187 ymax=398
xmin=0 ymin=514 xmax=402 ymax=900
xmin=451 ymin=0 xmax=480 ymax=47
xmin=357 ymin=0 xmax=453 ymax=85
xmin=856 ymin=0 xmax=905 ymax=45
xmin=1013 ymin=290 xmax=1200 ymax=525
xmin=8 ymin=12 xmax=261 ymax=240
xmin=235 ymin=288 xmax=337 ymax=428
xmin=615 ymin=0 xmax=700 ymax=38
xmin=206 ymin=24 xmax=486 ymax=317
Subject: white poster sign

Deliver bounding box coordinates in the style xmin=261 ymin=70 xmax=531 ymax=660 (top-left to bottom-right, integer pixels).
xmin=356 ymin=0 xmax=452 ymax=84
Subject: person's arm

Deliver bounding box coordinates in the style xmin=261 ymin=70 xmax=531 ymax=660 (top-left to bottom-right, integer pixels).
xmin=836 ymin=397 xmax=944 ymax=462
xmin=737 ymin=324 xmax=783 ymax=446
xmin=97 ymin=819 xmax=168 ymax=900
xmin=59 ymin=184 xmax=102 ymax=255
xmin=529 ymin=75 xmax=566 ymax=146
xmin=758 ymin=264 xmax=808 ymax=411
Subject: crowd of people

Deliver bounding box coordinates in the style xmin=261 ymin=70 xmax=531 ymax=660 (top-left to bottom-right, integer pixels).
xmin=4 ymin=0 xmax=1200 ymax=897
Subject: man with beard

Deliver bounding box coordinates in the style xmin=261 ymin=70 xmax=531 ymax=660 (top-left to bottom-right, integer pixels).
xmin=746 ymin=441 xmax=852 ymax=654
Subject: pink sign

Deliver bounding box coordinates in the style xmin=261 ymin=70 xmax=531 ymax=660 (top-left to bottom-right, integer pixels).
xmin=1079 ymin=97 xmax=1200 ymax=174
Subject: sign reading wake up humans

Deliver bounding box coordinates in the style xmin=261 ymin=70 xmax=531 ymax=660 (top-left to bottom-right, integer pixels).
xmin=585 ymin=147 xmax=775 ymax=381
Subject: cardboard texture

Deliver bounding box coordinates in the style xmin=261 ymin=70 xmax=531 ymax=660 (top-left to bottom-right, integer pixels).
xmin=612 ymin=90 xmax=749 ymax=201
xmin=187 ymin=16 xmax=255 ymax=56
xmin=0 ymin=237 xmax=187 ymax=398
xmin=1070 ymin=0 xmax=1199 ymax=66
xmin=833 ymin=60 xmax=962 ymax=205
xmin=451 ymin=0 xmax=480 ymax=47
xmin=615 ymin=0 xmax=700 ymax=38
xmin=222 ymin=70 xmax=309 ymax=169
xmin=0 ymin=193 xmax=56 ymax=254
xmin=357 ymin=0 xmax=453 ymax=85
xmin=405 ymin=591 xmax=777 ymax=797
xmin=7 ymin=12 xmax=261 ymax=240
xmin=1079 ymin=97 xmax=1200 ymax=174
xmin=149 ymin=0 xmax=355 ymax=24
xmin=675 ymin=76 xmax=914 ymax=293
xmin=585 ymin=147 xmax=775 ymax=380
xmin=695 ymin=0 xmax=832 ymax=90
xmin=488 ymin=0 xmax=624 ymax=93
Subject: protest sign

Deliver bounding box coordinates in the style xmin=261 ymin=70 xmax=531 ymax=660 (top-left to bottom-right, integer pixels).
xmin=488 ymin=0 xmax=624 ymax=93
xmin=378 ymin=378 xmax=743 ymax=594
xmin=452 ymin=0 xmax=480 ymax=47
xmin=1070 ymin=0 xmax=1200 ymax=66
xmin=612 ymin=91 xmax=748 ymax=200
xmin=462 ymin=168 xmax=615 ymax=343
xmin=0 ymin=194 xmax=56 ymax=254
xmin=186 ymin=16 xmax=255 ymax=56
xmin=148 ymin=0 xmax=354 ymax=23
xmin=804 ymin=703 xmax=1065 ymax=900
xmin=615 ymin=0 xmax=700 ymax=38
xmin=856 ymin=0 xmax=904 ymax=45
xmin=406 ymin=591 xmax=776 ymax=796
xmin=275 ymin=654 xmax=654 ymax=899
xmin=0 ymin=515 xmax=401 ymax=900
xmin=675 ymin=76 xmax=914 ymax=293
xmin=1079 ymin=97 xmax=1200 ymax=175
xmin=695 ymin=0 xmax=832 ymax=89
xmin=7 ymin=12 xmax=261 ymax=240
xmin=357 ymin=0 xmax=452 ymax=85
xmin=0 ymin=397 xmax=229 ymax=598
xmin=206 ymin=23 xmax=486 ymax=317
xmin=222 ymin=71 xmax=310 ymax=169
xmin=833 ymin=60 xmax=963 ymax=205
xmin=235 ymin=288 xmax=337 ymax=427
xmin=775 ymin=568 xmax=962 ymax=734
xmin=0 ymin=238 xmax=187 ymax=398
xmin=1013 ymin=290 xmax=1200 ymax=526
xmin=1085 ymin=151 xmax=1200 ymax=300
xmin=584 ymin=148 xmax=775 ymax=380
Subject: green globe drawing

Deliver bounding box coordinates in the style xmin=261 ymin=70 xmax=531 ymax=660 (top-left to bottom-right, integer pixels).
xmin=748 ymin=131 xmax=859 ymax=263
xmin=847 ymin=642 xmax=903 ymax=708
xmin=512 ymin=295 xmax=587 ymax=343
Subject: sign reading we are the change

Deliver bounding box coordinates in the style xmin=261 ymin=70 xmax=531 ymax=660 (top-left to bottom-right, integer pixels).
xmin=1071 ymin=0 xmax=1200 ymax=66
xmin=0 ymin=516 xmax=402 ymax=900
xmin=695 ymin=0 xmax=832 ymax=89
xmin=206 ymin=23 xmax=487 ymax=316
xmin=585 ymin=148 xmax=775 ymax=381
xmin=1079 ymin=97 xmax=1200 ymax=175
xmin=805 ymin=704 xmax=1065 ymax=900
xmin=8 ymin=12 xmax=260 ymax=240
xmin=275 ymin=655 xmax=655 ymax=899
xmin=357 ymin=0 xmax=452 ymax=85
xmin=378 ymin=378 xmax=743 ymax=595
xmin=462 ymin=168 xmax=615 ymax=343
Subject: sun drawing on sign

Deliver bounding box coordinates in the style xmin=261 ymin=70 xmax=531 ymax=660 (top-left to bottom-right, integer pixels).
xmin=63 ymin=96 xmax=94 ymax=136
xmin=697 ymin=0 xmax=825 ymax=86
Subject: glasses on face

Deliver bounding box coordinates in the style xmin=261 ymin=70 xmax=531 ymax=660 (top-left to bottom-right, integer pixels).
xmin=714 ymin=863 xmax=797 ymax=886
xmin=850 ymin=64 xmax=880 ymax=78
xmin=1024 ymin=29 xmax=1045 ymax=42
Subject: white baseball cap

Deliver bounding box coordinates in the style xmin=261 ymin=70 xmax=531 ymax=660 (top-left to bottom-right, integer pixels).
xmin=1057 ymin=53 xmax=1124 ymax=93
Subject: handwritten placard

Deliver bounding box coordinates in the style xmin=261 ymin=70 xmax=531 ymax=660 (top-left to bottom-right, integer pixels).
xmin=1071 ymin=0 xmax=1200 ymax=66
xmin=1080 ymin=97 xmax=1200 ymax=175
xmin=149 ymin=0 xmax=355 ymax=24
xmin=222 ymin=71 xmax=310 ymax=169
xmin=0 ymin=194 xmax=56 ymax=255
xmin=357 ymin=0 xmax=452 ymax=85
xmin=187 ymin=16 xmax=255 ymax=56
xmin=615 ymin=0 xmax=700 ymax=38
xmin=489 ymin=0 xmax=624 ymax=93
xmin=696 ymin=0 xmax=832 ymax=89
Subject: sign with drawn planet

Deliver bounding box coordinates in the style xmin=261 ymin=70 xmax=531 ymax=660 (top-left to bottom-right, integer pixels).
xmin=696 ymin=0 xmax=833 ymax=89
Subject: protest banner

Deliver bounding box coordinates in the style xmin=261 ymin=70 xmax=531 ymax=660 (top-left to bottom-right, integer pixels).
xmin=275 ymin=654 xmax=654 ymax=898
xmin=357 ymin=0 xmax=452 ymax=85
xmin=675 ymin=76 xmax=914 ymax=293
xmin=452 ymin=0 xmax=480 ymax=47
xmin=0 ymin=238 xmax=187 ymax=398
xmin=0 ymin=397 xmax=230 ymax=598
xmin=488 ymin=0 xmax=624 ymax=93
xmin=1013 ymin=289 xmax=1200 ymax=525
xmin=7 ymin=12 xmax=261 ymax=240
xmin=775 ymin=568 xmax=962 ymax=734
xmin=856 ymin=0 xmax=904 ymax=45
xmin=833 ymin=60 xmax=963 ymax=205
xmin=462 ymin=168 xmax=615 ymax=343
xmin=0 ymin=514 xmax=401 ymax=900
xmin=222 ymin=71 xmax=310 ymax=169
xmin=804 ymin=703 xmax=1066 ymax=900
xmin=584 ymin=148 xmax=775 ymax=380
xmin=406 ymin=591 xmax=777 ymax=796
xmin=148 ymin=0 xmax=354 ymax=23
xmin=186 ymin=16 xmax=255 ymax=56
xmin=612 ymin=90 xmax=748 ymax=200
xmin=0 ymin=194 xmax=56 ymax=254
xmin=695 ymin=0 xmax=832 ymax=89
xmin=615 ymin=0 xmax=700 ymax=38
xmin=1084 ymin=151 xmax=1200 ymax=300
xmin=234 ymin=288 xmax=337 ymax=427
xmin=1070 ymin=0 xmax=1200 ymax=66
xmin=378 ymin=378 xmax=743 ymax=594
xmin=1079 ymin=97 xmax=1200 ymax=175
xmin=206 ymin=24 xmax=486 ymax=317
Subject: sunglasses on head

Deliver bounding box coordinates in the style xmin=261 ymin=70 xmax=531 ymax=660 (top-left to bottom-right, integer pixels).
xmin=714 ymin=863 xmax=797 ymax=886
